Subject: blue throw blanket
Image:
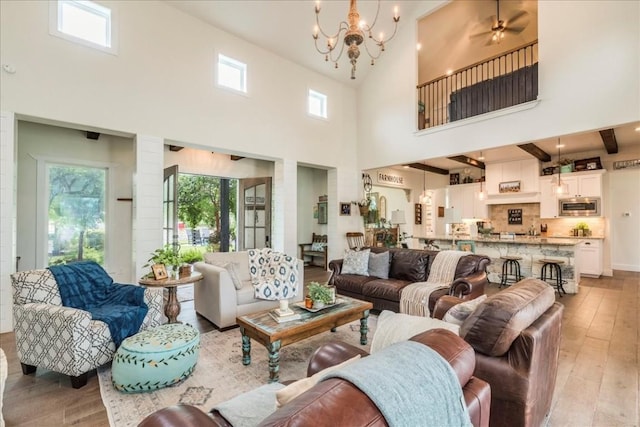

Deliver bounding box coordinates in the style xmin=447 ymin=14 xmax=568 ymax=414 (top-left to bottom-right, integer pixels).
xmin=48 ymin=261 xmax=148 ymax=347
xmin=322 ymin=340 xmax=472 ymax=427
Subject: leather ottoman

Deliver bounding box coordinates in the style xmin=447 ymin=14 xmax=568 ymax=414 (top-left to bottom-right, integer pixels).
xmin=112 ymin=323 xmax=200 ymax=393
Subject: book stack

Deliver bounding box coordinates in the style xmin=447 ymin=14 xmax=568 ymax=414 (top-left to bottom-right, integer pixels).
xmin=269 ymin=309 xmax=301 ymax=323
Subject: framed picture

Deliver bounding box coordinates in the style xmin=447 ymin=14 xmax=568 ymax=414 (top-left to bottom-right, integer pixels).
xmin=456 ymin=240 xmax=476 ymax=253
xmin=318 ymin=202 xmax=328 ymax=224
xmin=340 ymin=202 xmax=351 ymax=216
xmin=151 ymin=263 xmax=168 ymax=280
xmin=499 ymin=180 xmax=521 ymax=193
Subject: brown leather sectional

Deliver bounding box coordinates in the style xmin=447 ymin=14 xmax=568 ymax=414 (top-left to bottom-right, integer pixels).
xmin=138 ymin=328 xmax=491 ymax=427
xmin=329 ymin=247 xmax=491 ymax=313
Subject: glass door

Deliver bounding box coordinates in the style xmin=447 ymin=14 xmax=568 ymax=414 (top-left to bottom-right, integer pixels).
xmin=163 ymin=165 xmax=179 ymax=248
xmin=238 ymin=178 xmax=271 ymax=250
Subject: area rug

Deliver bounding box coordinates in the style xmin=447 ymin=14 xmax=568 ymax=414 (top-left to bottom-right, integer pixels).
xmin=98 ymin=317 xmax=376 ymax=426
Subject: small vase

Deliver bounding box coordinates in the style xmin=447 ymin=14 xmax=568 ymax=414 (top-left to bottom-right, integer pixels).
xmin=304 ymin=296 xmax=313 ymax=309
xmin=313 ymin=300 xmax=325 ymax=310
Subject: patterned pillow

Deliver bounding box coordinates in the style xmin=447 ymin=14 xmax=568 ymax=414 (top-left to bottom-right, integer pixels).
xmin=443 ymin=295 xmax=487 ymax=326
xmin=341 ymin=249 xmax=370 ymax=276
xmin=311 ymin=242 xmax=326 ymax=251
xmin=368 ymin=251 xmax=390 ymax=279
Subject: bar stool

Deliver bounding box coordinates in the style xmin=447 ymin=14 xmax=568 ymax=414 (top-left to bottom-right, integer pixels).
xmin=538 ymin=259 xmax=567 ymax=297
xmin=500 ymin=256 xmax=522 ymax=288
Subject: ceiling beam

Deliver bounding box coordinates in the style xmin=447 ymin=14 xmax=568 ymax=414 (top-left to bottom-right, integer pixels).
xmin=599 ymin=129 xmax=618 ymax=154
xmin=517 ymin=143 xmax=551 ymax=162
xmin=447 ymin=155 xmax=485 ymax=169
xmin=85 ymin=131 xmax=100 ymax=140
xmin=168 ymin=145 xmax=184 ymax=152
xmin=406 ymin=163 xmax=449 ymax=175
xmin=230 ymin=155 xmax=245 ymax=161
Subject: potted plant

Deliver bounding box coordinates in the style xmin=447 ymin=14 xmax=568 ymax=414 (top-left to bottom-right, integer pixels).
xmin=178 ymin=248 xmax=204 ymax=276
xmin=307 ymin=282 xmax=334 ymax=309
xmin=574 ymin=221 xmax=590 ymax=237
xmin=144 ymin=244 xmax=181 ymax=277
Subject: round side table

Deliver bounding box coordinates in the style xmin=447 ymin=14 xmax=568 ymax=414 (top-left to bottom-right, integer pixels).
xmin=139 ymin=271 xmax=203 ymax=323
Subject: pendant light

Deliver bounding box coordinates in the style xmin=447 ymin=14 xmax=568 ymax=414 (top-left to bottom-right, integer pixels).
xmin=419 ymin=166 xmax=430 ymax=204
xmin=554 ymin=138 xmax=568 ymax=195
xmin=478 ymin=167 xmax=486 ymax=200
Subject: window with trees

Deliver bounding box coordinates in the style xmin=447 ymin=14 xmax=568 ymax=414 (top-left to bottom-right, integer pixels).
xmin=47 ymin=164 xmax=106 ymax=266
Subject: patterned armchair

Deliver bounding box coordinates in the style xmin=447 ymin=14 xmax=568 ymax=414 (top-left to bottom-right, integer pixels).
xmin=10 ymin=268 xmax=164 ymax=388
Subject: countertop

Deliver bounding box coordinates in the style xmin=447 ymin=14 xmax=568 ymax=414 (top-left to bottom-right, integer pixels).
xmin=417 ymin=235 xmax=585 ymax=246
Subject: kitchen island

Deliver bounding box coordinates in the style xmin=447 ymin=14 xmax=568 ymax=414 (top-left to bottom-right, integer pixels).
xmin=417 ymin=235 xmax=582 ymax=293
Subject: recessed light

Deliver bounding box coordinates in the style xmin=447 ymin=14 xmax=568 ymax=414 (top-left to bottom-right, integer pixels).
xmin=635 ymin=126 xmax=640 ymax=132
xmin=446 ymin=69 xmax=453 ymax=76
xmin=416 ymin=43 xmax=422 ymax=51
xmin=556 ymin=144 xmax=565 ymax=148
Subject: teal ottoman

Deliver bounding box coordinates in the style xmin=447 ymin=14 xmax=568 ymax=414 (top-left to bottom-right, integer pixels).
xmin=112 ymin=323 xmax=200 ymax=393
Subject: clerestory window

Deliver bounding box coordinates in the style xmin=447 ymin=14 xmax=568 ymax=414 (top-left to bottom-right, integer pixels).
xmin=49 ymin=0 xmax=117 ymax=54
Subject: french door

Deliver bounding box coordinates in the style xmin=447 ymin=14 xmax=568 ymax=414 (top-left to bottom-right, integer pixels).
xmin=163 ymin=165 xmax=179 ymax=248
xmin=238 ymin=177 xmax=271 ymax=250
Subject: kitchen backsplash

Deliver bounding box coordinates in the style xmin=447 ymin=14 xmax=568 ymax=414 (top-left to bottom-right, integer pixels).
xmin=489 ymin=203 xmax=540 ymax=234
xmin=488 ymin=203 xmax=605 ymax=236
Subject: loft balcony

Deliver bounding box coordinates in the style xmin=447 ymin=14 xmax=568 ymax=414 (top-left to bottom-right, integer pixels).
xmin=417 ymin=40 xmax=539 ymax=130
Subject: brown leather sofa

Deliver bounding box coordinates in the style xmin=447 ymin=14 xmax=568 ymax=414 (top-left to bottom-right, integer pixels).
xmin=138 ymin=329 xmax=491 ymax=427
xmin=329 ymin=247 xmax=490 ymax=313
xmin=433 ymin=278 xmax=563 ymax=427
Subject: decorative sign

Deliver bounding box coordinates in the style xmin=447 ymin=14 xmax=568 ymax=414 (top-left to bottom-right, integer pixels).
xmin=499 ymin=180 xmax=521 ymax=193
xmin=508 ymin=209 xmax=523 ymax=225
xmin=613 ymin=159 xmax=640 ymax=170
xmin=377 ymin=171 xmax=405 ymax=186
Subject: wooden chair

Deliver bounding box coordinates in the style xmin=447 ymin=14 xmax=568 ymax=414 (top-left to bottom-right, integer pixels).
xmin=346 ymin=232 xmax=366 ymax=250
xmin=299 ymin=233 xmax=328 ymax=269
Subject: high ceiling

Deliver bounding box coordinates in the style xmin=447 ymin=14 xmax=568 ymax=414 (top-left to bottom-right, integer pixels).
xmin=165 ymin=0 xmax=419 ymax=86
xmin=163 ymin=1 xmax=639 ymax=168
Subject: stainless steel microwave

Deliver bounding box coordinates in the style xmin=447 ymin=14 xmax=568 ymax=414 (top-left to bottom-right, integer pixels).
xmin=559 ymin=197 xmax=600 ymax=217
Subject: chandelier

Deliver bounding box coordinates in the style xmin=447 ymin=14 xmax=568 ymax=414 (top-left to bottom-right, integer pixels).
xmin=313 ymin=0 xmax=400 ymax=80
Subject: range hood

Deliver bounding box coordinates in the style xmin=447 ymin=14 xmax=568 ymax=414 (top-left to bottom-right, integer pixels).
xmin=485 ymin=192 xmax=541 ymax=205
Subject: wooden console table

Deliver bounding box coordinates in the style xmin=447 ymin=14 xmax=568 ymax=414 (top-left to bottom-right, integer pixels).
xmin=139 ymin=272 xmax=203 ymax=323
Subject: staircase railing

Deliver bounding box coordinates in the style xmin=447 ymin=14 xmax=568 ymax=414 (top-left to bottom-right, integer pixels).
xmin=417 ymin=40 xmax=538 ymax=130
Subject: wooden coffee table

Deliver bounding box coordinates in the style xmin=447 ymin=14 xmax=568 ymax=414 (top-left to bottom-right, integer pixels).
xmin=236 ymin=295 xmax=373 ymax=383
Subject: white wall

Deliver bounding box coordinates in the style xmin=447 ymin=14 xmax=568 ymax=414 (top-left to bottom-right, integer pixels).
xmin=608 ymin=168 xmax=640 ymax=272
xmin=0 ymin=0 xmax=365 ymax=328
xmin=0 ymin=111 xmax=16 ymax=333
xmin=357 ymin=0 xmax=640 ymax=169
xmin=16 ymin=121 xmax=135 ymax=280
xmin=297 ymin=166 xmax=328 ymax=246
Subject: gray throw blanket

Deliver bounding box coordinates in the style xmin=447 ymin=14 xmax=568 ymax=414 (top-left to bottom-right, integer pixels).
xmin=322 ymin=340 xmax=472 ymax=427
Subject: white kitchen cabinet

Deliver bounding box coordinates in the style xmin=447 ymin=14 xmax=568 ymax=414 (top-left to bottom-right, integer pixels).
xmin=560 ymin=171 xmax=603 ymax=198
xmin=447 ymin=183 xmax=487 ymax=220
xmin=577 ymin=239 xmax=603 ymax=277
xmin=486 ymin=159 xmax=540 ymax=195
xmin=539 ymin=176 xmax=559 ymax=218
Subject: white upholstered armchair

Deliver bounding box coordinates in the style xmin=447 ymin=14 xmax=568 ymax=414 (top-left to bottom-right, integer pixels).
xmin=10 ymin=268 xmax=163 ymax=388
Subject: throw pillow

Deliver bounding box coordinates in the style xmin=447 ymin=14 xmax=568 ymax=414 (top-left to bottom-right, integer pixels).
xmin=370 ymin=310 xmax=460 ymax=354
xmin=368 ymin=251 xmax=390 ymax=279
xmin=389 ymin=251 xmax=430 ymax=282
xmin=275 ymin=355 xmax=361 ymax=408
xmin=341 ymin=249 xmax=370 ymax=276
xmin=209 ymin=261 xmax=243 ymax=290
xmin=443 ymin=295 xmax=487 ymax=326
xmin=214 ymin=382 xmax=285 ymax=427
xmin=310 ymin=242 xmax=326 ymax=251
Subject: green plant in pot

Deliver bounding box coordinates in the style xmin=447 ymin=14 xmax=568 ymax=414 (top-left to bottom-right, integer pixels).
xmin=307 ymin=282 xmax=334 ymax=309
xmin=575 ymin=221 xmax=590 ymax=237
xmin=179 ymin=248 xmax=204 ymax=276
xmin=144 ymin=244 xmax=181 ymax=277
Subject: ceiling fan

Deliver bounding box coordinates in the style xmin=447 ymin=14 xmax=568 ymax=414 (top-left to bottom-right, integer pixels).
xmin=470 ymin=0 xmax=529 ymax=46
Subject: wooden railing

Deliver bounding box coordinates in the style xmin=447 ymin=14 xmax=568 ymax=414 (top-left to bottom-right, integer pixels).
xmin=417 ymin=40 xmax=538 ymax=130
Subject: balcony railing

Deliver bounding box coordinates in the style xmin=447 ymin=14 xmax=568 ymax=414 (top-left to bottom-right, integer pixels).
xmin=417 ymin=40 xmax=538 ymax=130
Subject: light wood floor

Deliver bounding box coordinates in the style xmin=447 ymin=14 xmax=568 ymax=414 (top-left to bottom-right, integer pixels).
xmin=1 ymin=268 xmax=638 ymax=426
